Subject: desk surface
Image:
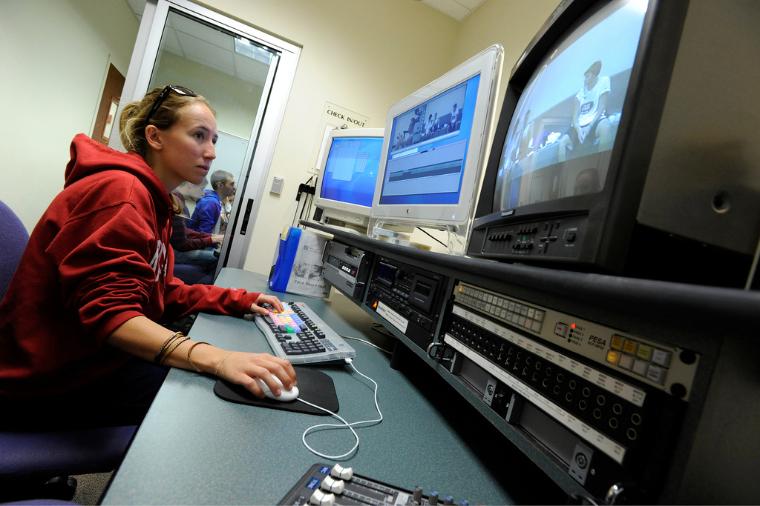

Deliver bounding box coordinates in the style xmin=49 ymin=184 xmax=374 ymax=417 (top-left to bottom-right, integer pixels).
xmin=102 ymin=269 xmax=519 ymax=505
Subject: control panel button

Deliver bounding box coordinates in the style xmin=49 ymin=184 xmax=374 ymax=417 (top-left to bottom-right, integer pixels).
xmin=618 ymin=354 xmax=634 ymax=370
xmin=610 ymin=335 xmax=624 ymax=351
xmin=636 ymin=344 xmax=653 ymax=361
xmin=652 ymin=348 xmax=672 ymax=367
xmin=632 ymin=359 xmax=648 ymax=376
xmin=622 ymin=339 xmax=638 ymax=354
xmin=606 ymin=350 xmax=620 ymax=365
xmin=554 ymin=322 xmax=569 ymax=337
xmin=646 ymin=364 xmax=666 ymax=385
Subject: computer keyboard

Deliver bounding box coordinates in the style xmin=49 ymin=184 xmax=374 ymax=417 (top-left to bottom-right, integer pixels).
xmin=254 ymin=301 xmax=356 ymax=365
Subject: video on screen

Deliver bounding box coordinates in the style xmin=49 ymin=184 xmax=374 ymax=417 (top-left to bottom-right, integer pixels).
xmin=494 ymin=0 xmax=648 ymax=212
xmin=380 ymin=74 xmax=480 ymax=205
xmin=389 ymin=82 xmax=467 ymax=154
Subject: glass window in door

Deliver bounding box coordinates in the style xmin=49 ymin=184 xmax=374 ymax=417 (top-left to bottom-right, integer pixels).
xmin=149 ymin=9 xmax=276 ymax=282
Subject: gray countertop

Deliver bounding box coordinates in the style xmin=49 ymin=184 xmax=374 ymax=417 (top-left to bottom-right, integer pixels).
xmin=102 ymin=269 xmax=516 ymax=505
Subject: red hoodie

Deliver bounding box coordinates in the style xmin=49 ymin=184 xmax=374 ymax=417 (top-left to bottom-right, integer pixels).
xmin=0 ymin=134 xmax=260 ymax=397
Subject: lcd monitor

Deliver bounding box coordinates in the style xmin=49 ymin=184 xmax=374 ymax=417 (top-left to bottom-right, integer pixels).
xmin=313 ymin=128 xmax=384 ymax=229
xmin=371 ymin=44 xmax=503 ymax=228
xmin=468 ymin=0 xmax=760 ymax=288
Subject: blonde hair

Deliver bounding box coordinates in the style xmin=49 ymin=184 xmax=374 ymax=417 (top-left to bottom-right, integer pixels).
xmin=119 ymin=86 xmax=214 ymax=157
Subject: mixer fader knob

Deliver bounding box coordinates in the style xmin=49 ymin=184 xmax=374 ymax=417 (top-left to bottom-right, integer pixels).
xmin=309 ymin=489 xmax=335 ymax=506
xmin=412 ymin=486 xmax=423 ymax=504
xmin=320 ymin=476 xmax=345 ymax=494
xmin=330 ymin=464 xmax=353 ymax=480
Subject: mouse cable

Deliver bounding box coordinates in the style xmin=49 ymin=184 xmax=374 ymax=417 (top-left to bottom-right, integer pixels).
xmin=295 ymin=359 xmax=383 ymax=460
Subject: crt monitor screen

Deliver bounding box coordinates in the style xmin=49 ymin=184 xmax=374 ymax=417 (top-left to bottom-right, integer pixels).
xmin=379 ymin=73 xmax=481 ymax=206
xmin=493 ymin=0 xmax=648 ymax=213
xmin=319 ymin=136 xmax=384 ymax=208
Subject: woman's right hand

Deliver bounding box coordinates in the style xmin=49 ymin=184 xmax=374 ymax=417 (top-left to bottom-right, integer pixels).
xmin=211 ymin=234 xmax=224 ymax=245
xmin=214 ymin=351 xmax=296 ymax=398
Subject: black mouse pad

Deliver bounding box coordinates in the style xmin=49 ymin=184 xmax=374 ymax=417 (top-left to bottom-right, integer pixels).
xmin=213 ymin=366 xmax=338 ymax=415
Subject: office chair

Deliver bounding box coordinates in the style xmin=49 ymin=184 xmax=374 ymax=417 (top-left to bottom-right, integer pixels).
xmin=0 ymin=201 xmax=136 ymax=501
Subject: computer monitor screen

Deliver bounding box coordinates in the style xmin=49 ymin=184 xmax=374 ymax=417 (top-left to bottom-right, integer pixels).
xmin=320 ymin=137 xmax=383 ymax=207
xmin=372 ymin=44 xmax=503 ymax=226
xmin=314 ymin=128 xmax=384 ymax=226
xmin=493 ymin=0 xmax=647 ymax=212
xmin=381 ymin=74 xmax=479 ymax=206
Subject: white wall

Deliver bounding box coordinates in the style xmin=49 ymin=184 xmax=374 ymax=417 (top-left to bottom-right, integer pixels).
xmin=1 ymin=0 xmax=559 ymax=275
xmin=199 ymin=0 xmax=463 ymax=274
xmin=0 ymin=0 xmax=138 ymax=229
xmin=205 ymin=0 xmax=560 ymax=272
xmin=453 ymin=0 xmax=560 ymax=112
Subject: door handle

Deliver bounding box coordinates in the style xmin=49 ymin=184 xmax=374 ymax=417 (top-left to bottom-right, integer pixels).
xmin=240 ymin=198 xmax=254 ymax=235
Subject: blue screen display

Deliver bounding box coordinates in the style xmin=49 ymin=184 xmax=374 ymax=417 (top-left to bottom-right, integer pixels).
xmin=320 ymin=136 xmax=384 ymax=207
xmin=379 ymin=73 xmax=481 ymax=205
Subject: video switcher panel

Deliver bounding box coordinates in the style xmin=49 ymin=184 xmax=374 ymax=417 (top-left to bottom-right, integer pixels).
xmin=440 ymin=281 xmax=700 ymax=502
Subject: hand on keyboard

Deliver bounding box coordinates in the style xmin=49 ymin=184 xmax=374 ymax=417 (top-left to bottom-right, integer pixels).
xmin=254 ymin=301 xmax=357 ymax=365
xmin=250 ymin=294 xmax=284 ymax=315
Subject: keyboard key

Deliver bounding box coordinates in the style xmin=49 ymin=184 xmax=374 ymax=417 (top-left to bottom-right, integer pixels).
xmin=254 ymin=301 xmax=356 ymax=364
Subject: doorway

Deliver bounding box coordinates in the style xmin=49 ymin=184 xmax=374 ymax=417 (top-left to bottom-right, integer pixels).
xmin=113 ymin=0 xmax=300 ymax=281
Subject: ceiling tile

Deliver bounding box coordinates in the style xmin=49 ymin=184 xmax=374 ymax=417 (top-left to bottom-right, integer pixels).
xmin=175 ymin=31 xmax=235 ymax=76
xmin=234 ymin=54 xmax=270 ymax=86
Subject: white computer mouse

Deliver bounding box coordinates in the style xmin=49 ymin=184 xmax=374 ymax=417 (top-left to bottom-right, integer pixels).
xmin=257 ymin=375 xmax=299 ymax=402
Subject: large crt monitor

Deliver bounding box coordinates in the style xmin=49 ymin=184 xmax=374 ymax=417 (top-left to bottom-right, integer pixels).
xmin=468 ymin=0 xmax=760 ymax=288
xmin=371 ymin=44 xmax=503 ymax=230
xmin=313 ymin=128 xmax=384 ymax=229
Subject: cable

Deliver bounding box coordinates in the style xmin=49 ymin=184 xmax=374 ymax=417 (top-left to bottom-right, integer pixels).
xmin=341 ymin=335 xmax=393 ymax=355
xmin=427 ymin=342 xmax=454 ymax=363
xmin=370 ymin=322 xmax=395 ymax=339
xmin=297 ymin=398 xmax=361 ymax=460
xmin=297 ymin=359 xmax=383 ymax=460
xmin=416 ymin=226 xmax=447 ymax=247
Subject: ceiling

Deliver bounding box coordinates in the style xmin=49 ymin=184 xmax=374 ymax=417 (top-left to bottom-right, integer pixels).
xmin=420 ymin=0 xmax=487 ymax=21
xmin=125 ymin=0 xmax=271 ymax=85
xmin=124 ymin=0 xmax=486 ymax=83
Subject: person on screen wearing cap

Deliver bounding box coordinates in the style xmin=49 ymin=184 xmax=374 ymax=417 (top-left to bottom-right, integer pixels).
xmin=559 ymin=59 xmax=612 ymax=162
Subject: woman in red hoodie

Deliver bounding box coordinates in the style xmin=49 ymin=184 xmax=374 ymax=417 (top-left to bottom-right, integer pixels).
xmin=0 ymin=85 xmax=296 ymax=428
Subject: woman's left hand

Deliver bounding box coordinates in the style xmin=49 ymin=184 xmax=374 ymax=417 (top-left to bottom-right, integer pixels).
xmin=250 ymin=293 xmax=284 ymax=315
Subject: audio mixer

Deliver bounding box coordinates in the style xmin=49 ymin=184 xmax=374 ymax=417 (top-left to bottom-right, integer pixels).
xmin=280 ymin=463 xmax=471 ymax=506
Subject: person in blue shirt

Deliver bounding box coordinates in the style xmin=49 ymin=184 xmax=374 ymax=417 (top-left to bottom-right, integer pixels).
xmin=188 ymin=169 xmax=235 ymax=233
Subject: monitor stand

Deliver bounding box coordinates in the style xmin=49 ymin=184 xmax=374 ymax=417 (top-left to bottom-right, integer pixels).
xmin=321 ymin=217 xmax=368 ymax=235
xmin=369 ymin=219 xmax=470 ymax=255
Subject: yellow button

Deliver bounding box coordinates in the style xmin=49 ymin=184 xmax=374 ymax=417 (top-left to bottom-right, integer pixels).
xmin=610 ymin=335 xmax=624 ymax=350
xmin=623 ymin=339 xmax=638 ymax=354
xmin=637 ymin=344 xmax=653 ymax=361
xmin=606 ymin=350 xmax=620 ymax=365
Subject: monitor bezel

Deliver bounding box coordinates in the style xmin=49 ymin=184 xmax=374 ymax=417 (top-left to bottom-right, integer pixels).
xmin=313 ymin=127 xmax=385 ymax=225
xmin=370 ymin=44 xmax=503 ymax=227
xmin=469 ymin=0 xmax=689 ymax=268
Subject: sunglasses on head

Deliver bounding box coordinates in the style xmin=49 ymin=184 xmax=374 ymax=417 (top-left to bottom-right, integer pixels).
xmin=145 ymin=85 xmax=197 ymax=125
